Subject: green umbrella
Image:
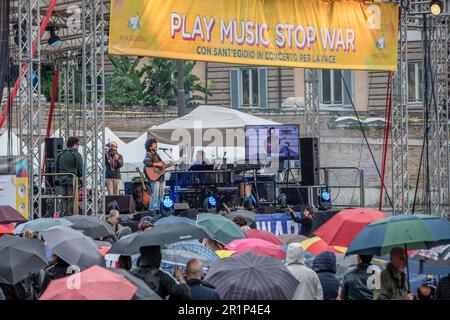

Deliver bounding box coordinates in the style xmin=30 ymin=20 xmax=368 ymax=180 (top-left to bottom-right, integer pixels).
xmin=14 ymin=218 xmax=73 ymax=234
xmin=197 ymin=213 xmax=246 ymax=245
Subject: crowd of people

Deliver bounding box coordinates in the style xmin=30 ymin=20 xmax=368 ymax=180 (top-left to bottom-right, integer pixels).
xmin=1 ymin=206 xmax=450 ymax=301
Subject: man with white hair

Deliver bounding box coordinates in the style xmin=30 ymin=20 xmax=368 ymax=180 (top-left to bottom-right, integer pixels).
xmin=285 ymin=242 xmax=323 ymax=300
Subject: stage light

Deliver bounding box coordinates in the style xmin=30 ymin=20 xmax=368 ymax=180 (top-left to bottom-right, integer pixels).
xmin=163 ymin=196 xmax=174 ymax=209
xmin=47 ymin=26 xmax=61 ymax=47
xmin=431 ymin=0 xmax=443 ymax=15
xmin=208 ymin=196 xmax=216 ymax=207
xmin=321 ymin=191 xmax=331 ymax=202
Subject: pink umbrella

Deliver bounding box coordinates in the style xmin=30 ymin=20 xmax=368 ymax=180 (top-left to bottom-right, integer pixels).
xmin=314 ymin=208 xmax=387 ymax=247
xmin=225 ymin=238 xmax=286 ymax=260
xmin=40 ymin=265 xmax=137 ymax=300
xmin=245 ymin=229 xmax=284 ymax=245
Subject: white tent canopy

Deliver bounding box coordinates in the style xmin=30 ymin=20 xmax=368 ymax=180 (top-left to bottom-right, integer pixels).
xmin=0 ymin=131 xmax=24 ymax=156
xmin=148 ymin=105 xmax=280 ymax=163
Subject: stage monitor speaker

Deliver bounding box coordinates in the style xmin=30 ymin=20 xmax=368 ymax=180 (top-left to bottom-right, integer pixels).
xmin=45 ymin=138 xmax=64 ymax=159
xmin=300 ymin=137 xmax=320 ymax=186
xmin=105 ymin=195 xmax=136 ymax=215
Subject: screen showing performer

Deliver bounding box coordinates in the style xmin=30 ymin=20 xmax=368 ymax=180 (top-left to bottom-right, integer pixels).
xmin=245 ymin=124 xmax=300 ymax=162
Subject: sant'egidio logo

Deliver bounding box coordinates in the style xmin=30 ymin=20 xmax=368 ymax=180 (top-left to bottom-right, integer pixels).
xmin=127 ymin=12 xmax=141 ymax=31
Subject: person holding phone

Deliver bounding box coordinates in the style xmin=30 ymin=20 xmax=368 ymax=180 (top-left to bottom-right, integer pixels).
xmin=288 ymin=206 xmax=315 ymax=237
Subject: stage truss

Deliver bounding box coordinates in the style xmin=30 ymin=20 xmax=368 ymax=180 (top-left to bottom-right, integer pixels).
xmin=6 ymin=0 xmax=450 ymax=219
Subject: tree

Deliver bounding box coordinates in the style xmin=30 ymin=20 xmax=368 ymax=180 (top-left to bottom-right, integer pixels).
xmin=106 ymin=55 xmax=145 ymax=106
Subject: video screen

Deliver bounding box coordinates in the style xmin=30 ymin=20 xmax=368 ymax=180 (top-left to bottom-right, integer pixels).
xmin=245 ymin=125 xmax=300 ymax=161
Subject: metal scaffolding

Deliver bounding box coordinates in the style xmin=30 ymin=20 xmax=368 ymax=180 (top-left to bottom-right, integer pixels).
xmin=17 ymin=0 xmax=43 ymax=218
xmin=303 ymin=69 xmax=321 ymax=138
xmin=391 ymin=6 xmax=410 ymax=215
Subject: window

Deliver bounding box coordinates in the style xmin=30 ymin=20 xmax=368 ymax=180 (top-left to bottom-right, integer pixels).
xmin=320 ymin=70 xmax=352 ymax=106
xmin=408 ymin=61 xmax=422 ymax=103
xmin=230 ymin=68 xmax=267 ymax=108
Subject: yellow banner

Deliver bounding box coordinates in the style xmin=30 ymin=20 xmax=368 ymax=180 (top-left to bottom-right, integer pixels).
xmin=109 ymin=0 xmax=399 ymax=71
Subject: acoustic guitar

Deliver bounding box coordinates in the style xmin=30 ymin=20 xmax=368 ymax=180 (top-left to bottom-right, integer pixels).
xmin=144 ymin=158 xmax=183 ymax=182
xmin=136 ymin=167 xmax=151 ymax=206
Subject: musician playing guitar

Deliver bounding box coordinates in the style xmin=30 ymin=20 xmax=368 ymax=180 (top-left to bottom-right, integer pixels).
xmin=143 ymin=138 xmax=175 ymax=214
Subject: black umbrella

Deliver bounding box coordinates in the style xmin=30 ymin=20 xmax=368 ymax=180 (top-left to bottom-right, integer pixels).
xmin=0 ymin=235 xmax=48 ymax=285
xmin=204 ymin=251 xmax=299 ymax=300
xmin=66 ymin=215 xmax=113 ymax=239
xmin=108 ymin=223 xmax=213 ymax=255
xmin=0 ymin=205 xmax=27 ymax=224
xmin=111 ymin=269 xmax=162 ymax=300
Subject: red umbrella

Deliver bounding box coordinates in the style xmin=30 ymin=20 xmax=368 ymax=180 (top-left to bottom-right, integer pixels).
xmin=99 ymin=246 xmax=110 ymax=257
xmin=314 ymin=208 xmax=387 ymax=247
xmin=0 ymin=224 xmax=13 ymax=236
xmin=226 ymin=238 xmax=286 ymax=260
xmin=245 ymin=229 xmax=284 ymax=245
xmin=39 ymin=265 xmax=137 ymax=300
xmin=0 ymin=206 xmax=27 ymax=225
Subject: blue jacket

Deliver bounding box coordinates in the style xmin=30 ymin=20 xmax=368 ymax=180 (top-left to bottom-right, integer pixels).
xmin=312 ymin=251 xmax=340 ymax=300
xmin=187 ymin=279 xmax=221 ymax=300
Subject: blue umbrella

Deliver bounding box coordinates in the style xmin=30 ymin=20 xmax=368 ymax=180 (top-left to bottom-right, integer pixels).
xmin=154 ymin=216 xmax=196 ymax=226
xmin=167 ymin=240 xmax=219 ymax=262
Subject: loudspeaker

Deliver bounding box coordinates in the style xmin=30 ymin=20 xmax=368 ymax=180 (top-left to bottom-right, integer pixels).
xmin=105 ymin=195 xmax=136 ymax=214
xmin=300 ymin=138 xmax=320 ymax=186
xmin=45 ymin=138 xmax=64 ymax=159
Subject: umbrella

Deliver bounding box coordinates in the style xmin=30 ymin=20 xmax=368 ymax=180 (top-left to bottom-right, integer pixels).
xmin=278 ymin=234 xmax=308 ymax=245
xmin=155 ymin=216 xmax=197 ymax=226
xmin=409 ymin=245 xmax=450 ymax=267
xmin=160 ymin=249 xmax=215 ymax=275
xmin=66 ymin=215 xmax=113 ymax=239
xmin=301 ymin=236 xmax=347 ymax=256
xmin=204 ymin=251 xmax=299 ymax=300
xmin=111 ymin=268 xmax=162 ymax=300
xmin=41 ymin=225 xmax=105 ymax=269
xmin=0 ymin=225 xmax=13 ymax=236
xmin=225 ymin=238 xmax=286 ymax=260
xmin=346 ymin=214 xmax=450 ymax=287
xmin=245 ymin=229 xmax=284 ymax=245
xmin=197 ymin=213 xmax=246 ymax=245
xmin=108 ymin=222 xmax=213 ymax=255
xmin=0 ymin=234 xmax=48 ymax=285
xmin=347 ymin=215 xmax=450 ymax=256
xmin=314 ymin=208 xmax=387 ymax=247
xmin=13 ymin=218 xmax=73 ymax=234
xmin=167 ymin=240 xmax=220 ymax=262
xmin=224 ymin=210 xmax=256 ymax=226
xmin=215 ymin=250 xmax=236 ymax=259
xmin=0 ymin=205 xmax=27 ymax=224
xmin=40 ymin=265 xmax=137 ymax=300
xmin=99 ymin=246 xmax=110 ymax=257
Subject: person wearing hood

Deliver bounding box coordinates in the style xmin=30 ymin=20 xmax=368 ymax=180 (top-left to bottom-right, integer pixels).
xmin=130 ymin=245 xmax=191 ymax=300
xmin=185 ymin=259 xmax=221 ymax=300
xmin=40 ymin=254 xmax=71 ymax=294
xmin=285 ymin=243 xmax=323 ymax=300
xmin=341 ymin=255 xmax=374 ymax=300
xmin=312 ymin=251 xmax=340 ymax=300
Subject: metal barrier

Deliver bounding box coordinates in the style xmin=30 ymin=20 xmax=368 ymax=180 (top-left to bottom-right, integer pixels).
xmin=40 ymin=173 xmax=79 ymax=216
xmin=320 ymin=167 xmax=365 ymax=208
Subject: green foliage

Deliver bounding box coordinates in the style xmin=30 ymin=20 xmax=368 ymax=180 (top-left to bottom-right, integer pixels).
xmin=40 ymin=63 xmax=56 ymax=102
xmin=105 ymin=56 xmax=211 ymax=109
xmin=106 ymin=55 xmax=146 ymax=106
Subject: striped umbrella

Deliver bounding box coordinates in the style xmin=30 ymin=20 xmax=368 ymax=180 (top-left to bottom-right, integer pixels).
xmin=409 ymin=245 xmax=450 ymax=266
xmin=205 ymin=251 xmax=299 ymax=300
xmin=301 ymin=236 xmax=347 ymax=256
xmin=160 ymin=249 xmax=214 ymax=275
xmin=167 ymin=240 xmax=219 ymax=262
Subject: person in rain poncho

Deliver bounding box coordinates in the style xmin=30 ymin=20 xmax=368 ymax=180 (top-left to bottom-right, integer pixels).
xmin=285 ymin=243 xmax=323 ymax=300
